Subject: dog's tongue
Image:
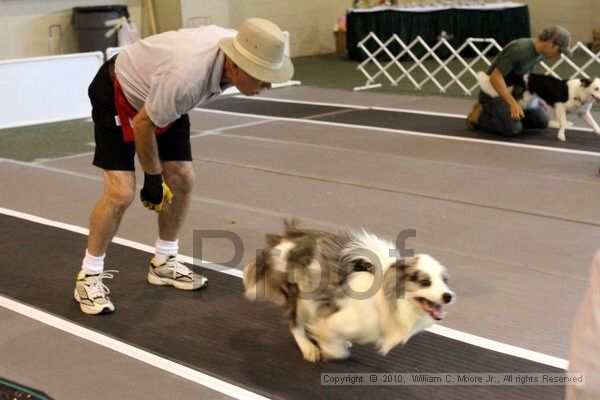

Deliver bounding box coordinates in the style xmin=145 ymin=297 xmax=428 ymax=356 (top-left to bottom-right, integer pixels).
xmin=432 ymin=304 xmax=447 ymax=320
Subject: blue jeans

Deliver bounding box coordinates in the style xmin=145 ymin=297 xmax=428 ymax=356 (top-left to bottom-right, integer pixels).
xmin=478 ymin=93 xmax=549 ymax=136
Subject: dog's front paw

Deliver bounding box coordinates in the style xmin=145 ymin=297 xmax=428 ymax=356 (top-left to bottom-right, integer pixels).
xmin=299 ymin=341 xmax=321 ymax=363
xmin=594 ymin=128 xmax=600 ymax=135
xmin=557 ymin=131 xmax=566 ymax=142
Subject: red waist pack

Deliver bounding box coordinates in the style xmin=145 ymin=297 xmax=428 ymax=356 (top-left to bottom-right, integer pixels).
xmin=113 ymin=77 xmax=172 ymax=142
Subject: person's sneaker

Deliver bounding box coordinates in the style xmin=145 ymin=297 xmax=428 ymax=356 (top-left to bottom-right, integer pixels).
xmin=148 ymin=256 xmax=207 ymax=290
xmin=466 ymin=102 xmax=483 ymax=130
xmin=74 ymin=270 xmax=117 ymax=315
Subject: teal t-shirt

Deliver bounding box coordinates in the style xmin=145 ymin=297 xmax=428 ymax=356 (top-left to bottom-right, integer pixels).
xmin=486 ymin=38 xmax=544 ymax=86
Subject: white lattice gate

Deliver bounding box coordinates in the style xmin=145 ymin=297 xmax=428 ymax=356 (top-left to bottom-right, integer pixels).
xmin=354 ymin=32 xmax=600 ymax=95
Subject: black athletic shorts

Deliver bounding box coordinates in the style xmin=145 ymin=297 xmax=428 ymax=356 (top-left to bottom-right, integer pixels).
xmin=87 ymin=57 xmax=192 ymax=171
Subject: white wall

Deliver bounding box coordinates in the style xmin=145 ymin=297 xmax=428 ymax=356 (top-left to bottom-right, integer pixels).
xmin=0 ymin=0 xmax=350 ymax=60
xmin=181 ymin=0 xmax=230 ymax=28
xmin=0 ymin=0 xmax=141 ymax=61
xmin=523 ymin=0 xmax=598 ymax=44
xmin=228 ymin=0 xmax=350 ymax=57
xmin=153 ymin=0 xmax=182 ymax=33
xmin=170 ymin=0 xmax=350 ymax=56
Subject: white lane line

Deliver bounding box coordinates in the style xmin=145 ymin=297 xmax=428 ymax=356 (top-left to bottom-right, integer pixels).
xmin=0 ymin=206 xmax=568 ymax=370
xmin=232 ymin=95 xmax=370 ymax=110
xmin=193 ymin=108 xmax=600 ymax=157
xmin=427 ymin=325 xmax=568 ymax=370
xmin=190 ymin=118 xmax=273 ymax=135
xmin=372 ymin=106 xmax=467 ymax=119
xmin=34 ymin=151 xmax=95 ymax=163
xmin=0 ymin=159 xmax=332 ymax=229
xmin=237 ymin=96 xmax=469 ymax=119
xmin=221 ymin=80 xmax=301 ymax=96
xmin=0 ymin=295 xmax=268 ymax=400
xmin=0 ymin=206 xmax=241 ymax=278
xmin=33 ymin=119 xmax=273 ymax=165
xmin=7 ymin=158 xmax=104 ymax=181
xmin=231 ymin=95 xmax=598 ymax=133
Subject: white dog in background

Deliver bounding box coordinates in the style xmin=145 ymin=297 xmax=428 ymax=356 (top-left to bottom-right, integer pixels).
xmin=243 ymin=220 xmax=455 ymax=362
xmin=477 ymin=71 xmax=600 ymax=141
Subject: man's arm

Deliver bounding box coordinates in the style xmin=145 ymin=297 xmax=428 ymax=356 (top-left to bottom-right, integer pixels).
xmin=132 ymin=105 xmax=161 ymax=174
xmin=489 ymin=67 xmax=524 ymax=120
xmin=132 ymin=106 xmax=173 ymax=212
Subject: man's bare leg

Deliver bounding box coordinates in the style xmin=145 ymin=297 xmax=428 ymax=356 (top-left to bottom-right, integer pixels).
xmin=75 ymin=169 xmax=136 ymax=314
xmin=87 ymin=170 xmax=137 ymax=256
xmin=157 ymin=161 xmax=195 ymax=242
xmin=148 ymin=160 xmax=205 ymax=290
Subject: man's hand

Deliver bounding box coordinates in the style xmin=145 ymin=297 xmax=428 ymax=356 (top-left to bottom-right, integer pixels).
xmin=490 ymin=68 xmax=525 ymax=121
xmin=509 ymin=99 xmax=525 ymax=120
xmin=140 ymin=173 xmax=173 ymax=212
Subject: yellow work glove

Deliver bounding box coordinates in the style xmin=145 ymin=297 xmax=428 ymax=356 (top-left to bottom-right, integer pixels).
xmin=140 ymin=173 xmax=173 ymax=212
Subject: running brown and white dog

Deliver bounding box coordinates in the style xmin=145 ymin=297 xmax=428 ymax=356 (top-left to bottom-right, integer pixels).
xmin=477 ymin=71 xmax=600 ymax=141
xmin=243 ymin=220 xmax=454 ymax=362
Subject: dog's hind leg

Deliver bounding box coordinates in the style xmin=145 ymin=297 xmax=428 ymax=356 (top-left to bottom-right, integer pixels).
xmin=290 ymin=324 xmax=321 ymax=362
xmin=555 ymin=103 xmax=568 ymax=141
xmin=578 ymin=102 xmax=600 ymax=135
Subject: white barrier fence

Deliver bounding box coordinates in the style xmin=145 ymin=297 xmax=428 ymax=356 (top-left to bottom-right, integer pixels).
xmin=354 ymin=32 xmax=600 ymax=94
xmin=0 ymin=52 xmax=104 ymax=129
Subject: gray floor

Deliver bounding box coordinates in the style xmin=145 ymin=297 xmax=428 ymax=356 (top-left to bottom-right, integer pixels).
xmin=1 ymin=86 xmax=599 ymax=398
xmin=0 ymin=307 xmax=233 ymax=400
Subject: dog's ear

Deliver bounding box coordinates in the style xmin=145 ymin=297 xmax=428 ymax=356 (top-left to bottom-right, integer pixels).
xmin=580 ymin=78 xmax=592 ymax=87
xmin=383 ymin=256 xmax=418 ymax=305
xmin=265 ymin=234 xmax=282 ymax=248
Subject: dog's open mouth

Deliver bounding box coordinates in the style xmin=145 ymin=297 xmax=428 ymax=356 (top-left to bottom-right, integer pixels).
xmin=415 ymin=297 xmax=447 ymax=320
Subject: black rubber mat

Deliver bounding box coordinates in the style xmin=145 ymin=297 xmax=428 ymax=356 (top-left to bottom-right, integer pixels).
xmin=202 ymin=97 xmax=350 ymax=119
xmin=202 ymin=97 xmax=600 ymax=152
xmin=0 ymin=214 xmax=565 ymax=400
xmin=0 ymin=377 xmax=54 ymax=400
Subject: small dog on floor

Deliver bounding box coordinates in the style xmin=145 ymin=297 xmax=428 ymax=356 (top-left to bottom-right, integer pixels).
xmin=243 ymin=220 xmax=454 ymax=362
xmin=477 ymin=71 xmax=600 ymax=141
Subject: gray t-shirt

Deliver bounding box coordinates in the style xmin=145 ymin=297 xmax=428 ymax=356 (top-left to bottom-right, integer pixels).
xmin=487 ymin=38 xmax=544 ymax=87
xmin=115 ymin=25 xmax=236 ymax=127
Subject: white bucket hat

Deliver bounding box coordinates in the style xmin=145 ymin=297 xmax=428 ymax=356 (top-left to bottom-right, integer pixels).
xmin=218 ymin=18 xmax=294 ymax=83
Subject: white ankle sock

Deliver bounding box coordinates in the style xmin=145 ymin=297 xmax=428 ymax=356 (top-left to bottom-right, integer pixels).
xmin=82 ymin=250 xmax=105 ymax=275
xmin=155 ymin=238 xmax=179 ymax=264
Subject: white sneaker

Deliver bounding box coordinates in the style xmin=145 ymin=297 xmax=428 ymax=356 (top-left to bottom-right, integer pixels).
xmin=148 ymin=256 xmax=207 ymax=290
xmin=74 ymin=270 xmax=117 ymax=314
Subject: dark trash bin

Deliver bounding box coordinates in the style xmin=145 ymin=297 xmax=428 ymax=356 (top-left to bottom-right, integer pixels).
xmin=72 ymin=5 xmax=130 ymax=52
